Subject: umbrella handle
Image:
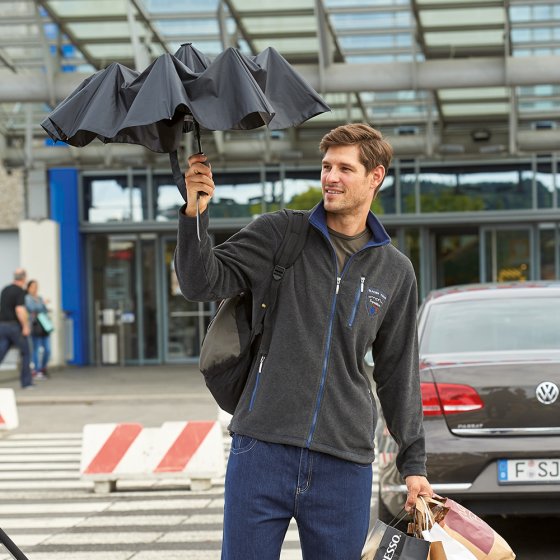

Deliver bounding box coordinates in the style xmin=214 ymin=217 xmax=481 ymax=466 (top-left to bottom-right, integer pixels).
xmin=169 ymin=149 xmax=207 ymax=242
xmin=190 ymin=121 xmax=210 ymax=242
xmin=170 ymin=120 xmax=209 ymax=241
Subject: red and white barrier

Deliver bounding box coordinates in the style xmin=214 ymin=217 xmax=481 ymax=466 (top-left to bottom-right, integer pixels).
xmin=0 ymin=389 xmax=18 ymax=430
xmin=80 ymin=421 xmax=225 ymax=493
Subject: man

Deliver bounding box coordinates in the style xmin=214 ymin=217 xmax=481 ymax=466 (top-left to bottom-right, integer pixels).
xmin=0 ymin=268 xmax=33 ymax=389
xmin=176 ymin=123 xmax=432 ymax=559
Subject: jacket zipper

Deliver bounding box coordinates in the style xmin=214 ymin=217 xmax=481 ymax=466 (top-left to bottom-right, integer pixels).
xmin=348 ymin=276 xmax=365 ymax=328
xmin=368 ymin=389 xmax=376 ymax=444
xmin=306 ymin=286 xmax=338 ymax=446
xmin=306 ymin=251 xmax=358 ymax=447
xmin=248 ymin=355 xmax=266 ymax=411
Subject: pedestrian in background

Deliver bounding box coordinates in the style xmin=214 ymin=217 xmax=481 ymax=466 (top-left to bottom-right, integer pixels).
xmin=25 ymin=279 xmax=51 ymax=380
xmin=0 ymin=268 xmax=33 ymax=389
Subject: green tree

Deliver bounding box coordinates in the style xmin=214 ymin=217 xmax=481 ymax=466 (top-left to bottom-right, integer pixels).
xmin=371 ymin=198 xmax=384 ymax=214
xmin=405 ymin=192 xmax=485 ymax=213
xmin=286 ymin=187 xmax=323 ymax=210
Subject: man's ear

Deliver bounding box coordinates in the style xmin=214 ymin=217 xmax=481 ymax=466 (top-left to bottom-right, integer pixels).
xmin=370 ymin=165 xmax=386 ymax=196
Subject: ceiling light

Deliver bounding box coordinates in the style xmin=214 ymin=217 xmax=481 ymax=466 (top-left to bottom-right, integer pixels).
xmin=438 ymin=144 xmax=465 ymax=154
xmin=479 ymin=144 xmax=506 ymax=154
xmin=471 ymin=129 xmax=491 ymax=142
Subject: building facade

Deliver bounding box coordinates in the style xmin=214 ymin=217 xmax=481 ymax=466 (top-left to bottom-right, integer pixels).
xmin=49 ymin=151 xmax=560 ymax=366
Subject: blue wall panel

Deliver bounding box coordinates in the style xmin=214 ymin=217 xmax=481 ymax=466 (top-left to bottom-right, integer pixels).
xmin=49 ymin=168 xmax=88 ymax=365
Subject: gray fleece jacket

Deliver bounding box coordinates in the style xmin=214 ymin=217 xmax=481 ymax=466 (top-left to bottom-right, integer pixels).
xmin=175 ymin=201 xmax=427 ymax=478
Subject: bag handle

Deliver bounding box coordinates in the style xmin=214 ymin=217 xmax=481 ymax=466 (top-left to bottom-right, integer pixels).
xmin=412 ymin=495 xmax=449 ymax=537
xmin=387 ymin=507 xmax=409 ymax=528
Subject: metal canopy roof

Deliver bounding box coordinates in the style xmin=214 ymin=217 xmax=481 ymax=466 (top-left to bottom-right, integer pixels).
xmin=0 ymin=0 xmax=559 ymax=168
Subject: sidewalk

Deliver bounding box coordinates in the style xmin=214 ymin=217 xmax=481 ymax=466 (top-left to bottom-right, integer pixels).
xmin=0 ymin=364 xmax=220 ymax=434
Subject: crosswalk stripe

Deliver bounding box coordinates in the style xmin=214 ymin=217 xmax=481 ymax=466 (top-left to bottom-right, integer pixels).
xmin=0 ymin=454 xmax=81 ymax=461
xmin=0 ymin=518 xmax=87 ymax=529
xmin=0 ymin=481 xmax=91 ymax=491
xmin=0 ymin=471 xmax=81 ymax=480
xmin=0 ymin=442 xmax=81 ymax=448
xmin=2 ymin=433 xmax=82 ymax=440
xmin=0 ymin=463 xmax=80 ymax=471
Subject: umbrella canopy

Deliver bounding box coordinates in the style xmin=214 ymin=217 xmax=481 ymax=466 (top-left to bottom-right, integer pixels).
xmin=41 ymin=42 xmax=330 ymax=156
xmin=42 ymin=43 xmax=330 ymax=237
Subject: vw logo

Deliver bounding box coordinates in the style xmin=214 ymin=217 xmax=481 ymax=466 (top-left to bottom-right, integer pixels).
xmin=535 ymin=381 xmax=559 ymax=405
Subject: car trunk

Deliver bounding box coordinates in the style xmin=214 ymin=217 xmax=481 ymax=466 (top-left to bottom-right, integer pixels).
xmin=424 ymin=355 xmax=560 ymax=435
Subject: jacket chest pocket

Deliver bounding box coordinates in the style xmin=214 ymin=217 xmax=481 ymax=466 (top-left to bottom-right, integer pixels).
xmin=347 ymin=276 xmax=365 ymax=328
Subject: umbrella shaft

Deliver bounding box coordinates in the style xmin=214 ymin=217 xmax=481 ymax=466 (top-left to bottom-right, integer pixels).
xmin=194 ymin=120 xmax=203 ymax=154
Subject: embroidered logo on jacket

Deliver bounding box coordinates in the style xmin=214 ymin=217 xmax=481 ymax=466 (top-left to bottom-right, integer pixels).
xmin=366 ymin=288 xmax=387 ymax=316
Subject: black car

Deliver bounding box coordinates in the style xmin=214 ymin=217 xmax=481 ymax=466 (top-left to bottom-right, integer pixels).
xmin=378 ymin=282 xmax=560 ymax=519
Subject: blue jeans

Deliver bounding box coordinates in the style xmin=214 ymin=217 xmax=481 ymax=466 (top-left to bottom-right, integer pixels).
xmin=222 ymin=436 xmax=373 ymax=560
xmin=0 ymin=322 xmax=32 ymax=388
xmin=31 ymin=335 xmax=51 ymax=372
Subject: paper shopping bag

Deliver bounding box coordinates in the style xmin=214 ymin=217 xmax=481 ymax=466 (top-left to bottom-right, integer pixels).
xmin=427 ymin=541 xmax=447 ymax=560
xmin=423 ymin=521 xmax=477 ymax=560
xmin=440 ymin=499 xmax=515 ymax=560
xmin=362 ymin=519 xmax=430 ymax=560
xmin=413 ymin=496 xmax=471 ymax=560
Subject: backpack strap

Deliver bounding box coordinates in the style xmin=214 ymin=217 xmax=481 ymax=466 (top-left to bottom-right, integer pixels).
xmin=258 ymin=210 xmax=309 ymax=353
xmin=273 ymin=210 xmax=309 ymax=280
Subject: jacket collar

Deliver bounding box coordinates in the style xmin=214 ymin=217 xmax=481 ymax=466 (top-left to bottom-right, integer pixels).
xmin=309 ymin=201 xmax=391 ymax=248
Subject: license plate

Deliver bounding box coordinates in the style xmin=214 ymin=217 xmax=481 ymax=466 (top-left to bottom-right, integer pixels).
xmin=498 ymin=459 xmax=560 ymax=484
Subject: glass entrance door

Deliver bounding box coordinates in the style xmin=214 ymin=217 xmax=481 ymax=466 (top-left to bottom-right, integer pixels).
xmin=90 ymin=234 xmax=160 ymax=364
xmin=432 ymin=229 xmax=480 ymax=288
xmin=481 ymin=227 xmax=534 ymax=283
xmin=162 ymin=238 xmax=213 ymax=361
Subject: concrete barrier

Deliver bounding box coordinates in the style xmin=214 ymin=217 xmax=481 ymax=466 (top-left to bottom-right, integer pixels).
xmin=0 ymin=388 xmax=19 ymax=430
xmin=80 ymin=421 xmax=225 ymax=493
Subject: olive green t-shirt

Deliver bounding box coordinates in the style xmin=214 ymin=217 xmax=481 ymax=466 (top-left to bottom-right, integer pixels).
xmin=327 ymin=227 xmax=373 ymax=272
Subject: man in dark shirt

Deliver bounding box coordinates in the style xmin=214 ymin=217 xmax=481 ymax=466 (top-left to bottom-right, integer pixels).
xmin=0 ymin=268 xmax=33 ymax=388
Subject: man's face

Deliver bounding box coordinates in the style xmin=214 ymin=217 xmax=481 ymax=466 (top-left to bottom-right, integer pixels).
xmin=321 ymin=145 xmax=383 ymax=217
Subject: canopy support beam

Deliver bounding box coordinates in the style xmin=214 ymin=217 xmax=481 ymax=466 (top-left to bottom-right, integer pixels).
xmin=4 ymin=56 xmax=560 ymax=104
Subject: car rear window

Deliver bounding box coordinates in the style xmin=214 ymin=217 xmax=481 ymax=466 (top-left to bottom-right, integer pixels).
xmin=421 ymin=297 xmax=560 ymax=354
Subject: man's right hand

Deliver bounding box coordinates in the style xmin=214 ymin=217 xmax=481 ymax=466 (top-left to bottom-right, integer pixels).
xmin=184 ymin=153 xmax=214 ymax=217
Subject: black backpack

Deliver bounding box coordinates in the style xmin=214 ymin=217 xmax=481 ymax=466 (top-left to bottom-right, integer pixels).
xmin=199 ymin=209 xmax=309 ymax=414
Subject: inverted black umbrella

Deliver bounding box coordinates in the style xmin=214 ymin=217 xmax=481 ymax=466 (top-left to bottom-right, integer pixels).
xmin=41 ymin=42 xmax=330 ymax=207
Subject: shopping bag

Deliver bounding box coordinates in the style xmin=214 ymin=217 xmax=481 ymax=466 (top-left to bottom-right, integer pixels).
xmin=37 ymin=311 xmax=54 ymax=334
xmin=362 ymin=519 xmax=430 ymax=560
xmin=415 ymin=496 xmax=476 ymax=560
xmin=31 ymin=316 xmax=49 ymax=337
xmin=438 ymin=498 xmax=515 ymax=560
xmin=427 ymin=540 xmax=447 ymax=560
xmin=423 ymin=522 xmax=477 ymax=560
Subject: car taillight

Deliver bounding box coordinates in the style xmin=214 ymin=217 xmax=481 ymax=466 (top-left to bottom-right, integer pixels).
xmin=421 ymin=382 xmax=484 ymax=416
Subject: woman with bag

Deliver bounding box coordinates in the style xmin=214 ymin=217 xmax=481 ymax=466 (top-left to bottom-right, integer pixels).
xmin=25 ymin=280 xmax=52 ymax=380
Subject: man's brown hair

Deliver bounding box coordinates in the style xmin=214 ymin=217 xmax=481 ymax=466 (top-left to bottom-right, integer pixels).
xmin=319 ymin=123 xmax=393 ymax=181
